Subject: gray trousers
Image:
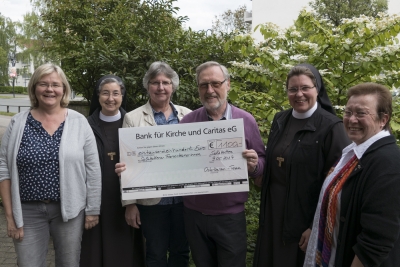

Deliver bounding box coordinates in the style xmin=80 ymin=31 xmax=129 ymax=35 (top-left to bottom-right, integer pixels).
xmin=14 ymin=202 xmax=84 ymax=267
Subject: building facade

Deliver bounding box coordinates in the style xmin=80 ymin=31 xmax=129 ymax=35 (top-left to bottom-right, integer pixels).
xmin=7 ymin=48 xmax=35 ymax=88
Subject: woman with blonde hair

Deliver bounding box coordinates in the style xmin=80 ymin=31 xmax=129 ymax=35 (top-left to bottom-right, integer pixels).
xmin=0 ymin=63 xmax=101 ymax=266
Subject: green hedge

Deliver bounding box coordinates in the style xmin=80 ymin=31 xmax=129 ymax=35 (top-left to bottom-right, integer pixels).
xmin=0 ymin=86 xmax=27 ymax=94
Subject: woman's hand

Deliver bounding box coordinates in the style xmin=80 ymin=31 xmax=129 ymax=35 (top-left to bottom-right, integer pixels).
xmin=115 ymin=162 xmax=126 ymax=177
xmin=299 ymin=228 xmax=312 ymax=252
xmin=7 ymin=219 xmax=24 ymax=241
xmin=125 ymin=204 xmax=141 ymax=229
xmin=85 ymin=215 xmax=99 ymax=230
xmin=351 ymin=255 xmax=364 ymax=267
xmin=1 ymin=180 xmax=23 ymax=240
xmin=243 ymin=149 xmax=258 ymax=173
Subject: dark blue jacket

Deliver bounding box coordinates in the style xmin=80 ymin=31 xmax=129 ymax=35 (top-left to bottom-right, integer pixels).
xmin=337 ymin=135 xmax=400 ymax=267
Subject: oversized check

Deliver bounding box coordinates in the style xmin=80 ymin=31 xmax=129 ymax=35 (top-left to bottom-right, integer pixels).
xmin=119 ymin=119 xmax=248 ymax=200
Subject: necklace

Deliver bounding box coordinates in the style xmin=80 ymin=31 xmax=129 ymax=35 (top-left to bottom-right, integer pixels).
xmin=100 ymin=119 xmax=120 ymax=161
xmin=276 ymin=118 xmax=293 ymax=167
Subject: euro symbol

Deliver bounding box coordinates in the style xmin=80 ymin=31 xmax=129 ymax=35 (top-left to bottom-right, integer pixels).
xmin=209 ymin=142 xmax=214 ymax=148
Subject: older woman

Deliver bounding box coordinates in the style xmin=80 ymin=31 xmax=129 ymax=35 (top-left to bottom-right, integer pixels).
xmin=0 ymin=63 xmax=101 ymax=266
xmin=118 ymin=61 xmax=191 ymax=267
xmin=304 ymin=83 xmax=400 ymax=267
xmin=253 ymin=64 xmax=350 ymax=267
xmin=80 ymin=75 xmax=145 ymax=266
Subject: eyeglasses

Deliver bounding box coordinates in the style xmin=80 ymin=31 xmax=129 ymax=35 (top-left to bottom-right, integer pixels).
xmin=149 ymin=81 xmax=172 ymax=87
xmin=287 ymin=86 xmax=315 ymax=95
xmin=343 ymin=110 xmax=375 ymax=119
xmin=198 ymin=79 xmax=226 ymax=90
xmin=37 ymin=82 xmax=63 ymax=89
xmin=100 ymin=91 xmax=122 ymax=98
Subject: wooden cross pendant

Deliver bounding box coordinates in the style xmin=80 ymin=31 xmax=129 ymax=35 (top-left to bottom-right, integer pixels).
xmin=276 ymin=156 xmax=284 ymax=167
xmin=108 ymin=152 xmax=116 ymax=160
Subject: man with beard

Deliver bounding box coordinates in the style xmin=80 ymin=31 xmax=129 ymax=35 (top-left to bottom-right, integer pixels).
xmin=180 ymin=61 xmax=266 ymax=267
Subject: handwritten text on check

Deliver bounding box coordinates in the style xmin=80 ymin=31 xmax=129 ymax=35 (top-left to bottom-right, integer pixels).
xmin=119 ymin=119 xmax=248 ymax=200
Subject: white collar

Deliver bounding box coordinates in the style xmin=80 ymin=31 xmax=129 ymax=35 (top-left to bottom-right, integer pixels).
xmin=99 ymin=110 xmax=121 ymax=122
xmin=292 ymin=102 xmax=317 ymax=119
xmin=343 ymin=130 xmax=390 ymax=159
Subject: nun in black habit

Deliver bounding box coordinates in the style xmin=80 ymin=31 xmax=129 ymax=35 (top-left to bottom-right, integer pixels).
xmin=80 ymin=75 xmax=145 ymax=267
xmin=253 ymin=64 xmax=350 ymax=267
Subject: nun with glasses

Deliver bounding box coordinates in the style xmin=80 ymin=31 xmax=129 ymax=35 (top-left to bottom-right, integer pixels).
xmin=253 ymin=64 xmax=350 ymax=267
xmin=80 ymin=75 xmax=145 ymax=267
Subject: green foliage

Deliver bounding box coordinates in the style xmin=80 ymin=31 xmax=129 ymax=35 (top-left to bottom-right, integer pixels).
xmin=0 ymin=47 xmax=7 ymax=83
xmin=0 ymin=86 xmax=27 ymax=94
xmin=246 ymin=180 xmax=261 ymax=256
xmin=228 ymin=10 xmax=400 ymax=142
xmin=16 ymin=11 xmax=53 ymax=69
xmin=32 ymin=0 xmax=243 ymax=111
xmin=310 ymin=0 xmax=388 ymax=26
xmin=391 ymin=94 xmax=400 ymax=141
xmin=0 ymin=15 xmax=17 ymax=86
xmin=0 ymin=111 xmax=16 ymax=116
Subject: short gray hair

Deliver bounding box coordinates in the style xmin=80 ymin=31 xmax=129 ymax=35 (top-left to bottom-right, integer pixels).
xmin=195 ymin=61 xmax=230 ymax=84
xmin=142 ymin=62 xmax=179 ymax=92
xmin=97 ymin=77 xmax=125 ymax=95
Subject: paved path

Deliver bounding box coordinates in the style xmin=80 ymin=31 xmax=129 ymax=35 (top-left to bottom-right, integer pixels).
xmin=0 ymin=206 xmax=55 ymax=267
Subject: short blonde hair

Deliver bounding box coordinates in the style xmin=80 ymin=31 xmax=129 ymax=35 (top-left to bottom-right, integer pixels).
xmin=28 ymin=63 xmax=71 ymax=108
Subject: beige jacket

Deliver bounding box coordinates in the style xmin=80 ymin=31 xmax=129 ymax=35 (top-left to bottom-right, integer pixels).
xmin=122 ymin=100 xmax=191 ymax=206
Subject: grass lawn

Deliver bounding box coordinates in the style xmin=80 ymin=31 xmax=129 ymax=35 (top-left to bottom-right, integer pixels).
xmin=0 ymin=111 xmax=15 ymax=116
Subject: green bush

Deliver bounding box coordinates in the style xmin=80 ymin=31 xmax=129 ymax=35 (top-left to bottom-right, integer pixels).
xmin=0 ymin=86 xmax=27 ymax=94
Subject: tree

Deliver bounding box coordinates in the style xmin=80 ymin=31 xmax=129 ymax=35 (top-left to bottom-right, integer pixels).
xmin=32 ymin=0 xmax=185 ymax=107
xmin=17 ymin=11 xmax=55 ymax=70
xmin=31 ymin=0 xmax=244 ymax=110
xmin=0 ymin=14 xmax=17 ymax=86
xmin=212 ymin=5 xmax=251 ymax=34
xmin=226 ymin=10 xmax=400 ymax=141
xmin=310 ymin=0 xmax=388 ymax=26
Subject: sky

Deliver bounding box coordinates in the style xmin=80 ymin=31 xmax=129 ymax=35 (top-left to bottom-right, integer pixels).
xmin=0 ymin=0 xmax=251 ymax=31
xmin=0 ymin=0 xmax=399 ymax=30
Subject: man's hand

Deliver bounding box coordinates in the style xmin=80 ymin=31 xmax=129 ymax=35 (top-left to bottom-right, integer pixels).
xmin=85 ymin=215 xmax=99 ymax=230
xmin=125 ymin=204 xmax=141 ymax=229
